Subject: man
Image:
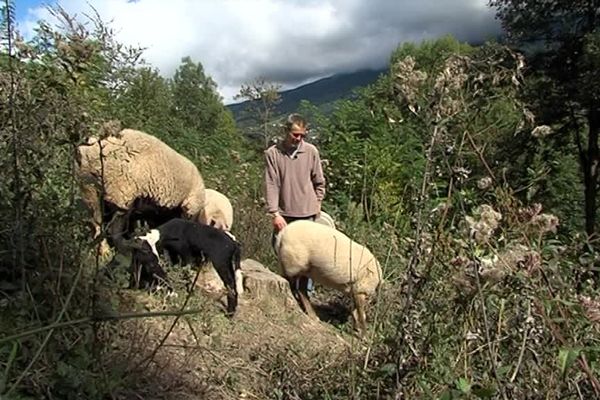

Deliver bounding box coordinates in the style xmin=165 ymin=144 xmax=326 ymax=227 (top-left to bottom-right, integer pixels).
xmin=264 ymin=113 xmax=326 ymax=291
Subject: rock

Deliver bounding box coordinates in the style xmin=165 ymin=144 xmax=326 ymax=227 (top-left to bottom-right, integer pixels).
xmin=240 ymin=258 xmax=296 ymax=307
xmin=194 ymin=265 xmax=225 ymax=297
xmin=195 ymin=258 xmax=296 ymax=308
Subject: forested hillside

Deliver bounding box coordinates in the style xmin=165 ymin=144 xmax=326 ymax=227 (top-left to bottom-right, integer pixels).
xmin=227 ymin=68 xmax=386 ymax=120
xmin=1 ymin=1 xmax=600 ymax=399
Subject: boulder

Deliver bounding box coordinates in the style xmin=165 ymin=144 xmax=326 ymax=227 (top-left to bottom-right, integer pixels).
xmin=195 ymin=258 xmax=296 ymax=307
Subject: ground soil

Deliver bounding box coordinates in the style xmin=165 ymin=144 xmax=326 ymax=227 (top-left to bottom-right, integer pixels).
xmin=102 ymin=259 xmax=366 ymax=399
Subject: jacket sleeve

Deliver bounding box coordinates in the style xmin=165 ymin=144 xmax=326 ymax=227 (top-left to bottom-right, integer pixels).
xmin=264 ymin=150 xmax=280 ymax=214
xmin=311 ymin=149 xmax=326 ymax=202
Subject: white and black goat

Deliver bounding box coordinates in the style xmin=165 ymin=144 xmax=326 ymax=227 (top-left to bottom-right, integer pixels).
xmin=129 ymin=218 xmax=243 ymax=315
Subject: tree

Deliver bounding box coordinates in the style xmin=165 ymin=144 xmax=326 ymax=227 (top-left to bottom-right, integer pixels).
xmin=170 ymin=56 xmax=224 ymax=136
xmin=112 ymin=66 xmax=174 ymax=134
xmin=234 ymin=77 xmax=281 ymax=148
xmin=489 ymin=0 xmax=600 ymax=237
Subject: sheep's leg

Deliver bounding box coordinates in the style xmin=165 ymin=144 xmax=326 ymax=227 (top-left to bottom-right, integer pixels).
xmin=297 ymin=276 xmax=318 ymax=319
xmin=352 ymin=292 xmax=368 ymax=337
xmin=287 ymin=277 xmax=300 ymax=301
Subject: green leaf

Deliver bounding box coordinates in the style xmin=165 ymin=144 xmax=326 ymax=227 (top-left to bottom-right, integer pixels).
xmin=456 ymin=377 xmax=471 ymax=394
xmin=496 ymin=365 xmax=511 ymax=377
xmin=378 ymin=363 xmax=396 ymax=377
xmin=558 ymin=348 xmax=581 ymax=378
xmin=0 ymin=341 xmax=19 ymax=393
xmin=472 ymin=385 xmax=497 ymax=398
xmin=438 ymin=389 xmax=453 ymax=400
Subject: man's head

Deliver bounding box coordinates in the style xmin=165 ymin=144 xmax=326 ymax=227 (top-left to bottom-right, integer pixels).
xmin=284 ymin=113 xmax=307 ymax=147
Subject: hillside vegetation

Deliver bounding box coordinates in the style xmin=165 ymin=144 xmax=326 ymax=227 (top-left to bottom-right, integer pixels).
xmin=1 ymin=2 xmax=600 ymax=399
xmin=227 ymin=68 xmax=386 ymax=121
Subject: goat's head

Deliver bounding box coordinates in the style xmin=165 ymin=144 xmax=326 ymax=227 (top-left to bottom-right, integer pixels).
xmin=123 ymin=230 xmax=167 ymax=289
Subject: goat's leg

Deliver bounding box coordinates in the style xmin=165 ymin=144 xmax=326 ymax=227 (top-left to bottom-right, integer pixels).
xmin=129 ymin=260 xmax=142 ymax=289
xmin=212 ymin=260 xmax=238 ymax=316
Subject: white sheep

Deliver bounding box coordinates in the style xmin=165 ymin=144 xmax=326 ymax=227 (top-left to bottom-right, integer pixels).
xmin=274 ymin=220 xmax=382 ymax=335
xmin=200 ymin=188 xmax=234 ymax=231
xmin=76 ymin=128 xmax=206 ymax=255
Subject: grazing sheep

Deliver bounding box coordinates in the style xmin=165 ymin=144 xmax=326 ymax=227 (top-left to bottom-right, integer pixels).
xmin=129 ymin=218 xmax=243 ymax=315
xmin=200 ymin=188 xmax=234 ymax=231
xmin=76 ymin=129 xmax=206 ymax=255
xmin=274 ymin=220 xmax=382 ymax=335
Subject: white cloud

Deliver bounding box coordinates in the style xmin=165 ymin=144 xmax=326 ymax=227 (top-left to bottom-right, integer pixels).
xmin=17 ymin=0 xmax=500 ymax=103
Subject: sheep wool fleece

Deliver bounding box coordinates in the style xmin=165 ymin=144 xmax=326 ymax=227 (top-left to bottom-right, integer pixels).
xmin=77 ymin=129 xmax=206 ymax=218
xmin=277 ymin=220 xmax=382 ymax=295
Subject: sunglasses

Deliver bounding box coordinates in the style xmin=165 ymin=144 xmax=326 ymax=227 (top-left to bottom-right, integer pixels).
xmin=291 ymin=132 xmax=306 ymax=139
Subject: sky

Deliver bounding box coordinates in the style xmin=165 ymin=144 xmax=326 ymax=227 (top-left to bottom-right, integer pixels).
xmin=15 ymin=0 xmax=502 ymax=104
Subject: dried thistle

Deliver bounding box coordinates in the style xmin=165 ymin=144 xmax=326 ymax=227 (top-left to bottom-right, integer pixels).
xmin=478 ymin=255 xmax=506 ymax=283
xmin=496 ymin=244 xmax=542 ymax=275
xmin=579 ymin=296 xmax=600 ymax=324
xmin=477 ymin=176 xmax=493 ymax=190
xmin=517 ymin=203 xmax=543 ymax=222
xmin=434 ymin=56 xmax=468 ymax=95
xmin=531 ymin=125 xmax=553 ymax=138
xmin=530 ymin=213 xmax=560 ymax=235
xmin=465 ymin=204 xmax=502 ymax=244
xmin=393 ymin=56 xmax=428 ymax=106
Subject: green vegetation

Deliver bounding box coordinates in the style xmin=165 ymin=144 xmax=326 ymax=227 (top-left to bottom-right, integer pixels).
xmin=0 ymin=2 xmax=599 ymax=399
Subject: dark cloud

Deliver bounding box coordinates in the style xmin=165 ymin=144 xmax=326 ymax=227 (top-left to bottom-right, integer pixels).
xmin=19 ymin=0 xmax=501 ymax=102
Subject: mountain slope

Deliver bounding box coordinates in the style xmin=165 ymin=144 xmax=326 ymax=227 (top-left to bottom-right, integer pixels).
xmin=227 ymin=68 xmax=387 ymax=121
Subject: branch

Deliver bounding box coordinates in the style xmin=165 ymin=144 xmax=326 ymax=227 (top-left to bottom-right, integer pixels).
xmin=0 ymin=308 xmax=210 ymax=345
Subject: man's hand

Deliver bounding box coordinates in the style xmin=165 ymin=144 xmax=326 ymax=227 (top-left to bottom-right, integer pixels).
xmin=273 ymin=215 xmax=287 ymax=232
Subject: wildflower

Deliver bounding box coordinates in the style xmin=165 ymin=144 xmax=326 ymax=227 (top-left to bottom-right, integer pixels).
xmin=453 ymin=166 xmax=471 ymax=183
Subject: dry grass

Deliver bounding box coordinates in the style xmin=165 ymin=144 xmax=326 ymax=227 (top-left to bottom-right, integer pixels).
xmin=99 ymin=276 xmax=360 ymax=399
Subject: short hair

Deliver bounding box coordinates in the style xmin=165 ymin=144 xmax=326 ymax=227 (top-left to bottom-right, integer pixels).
xmin=285 ymin=113 xmax=307 ymax=132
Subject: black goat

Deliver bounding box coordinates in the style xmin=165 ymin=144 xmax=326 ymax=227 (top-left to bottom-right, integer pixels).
xmin=129 ymin=218 xmax=242 ymax=315
xmin=103 ymin=197 xmax=185 ymax=249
